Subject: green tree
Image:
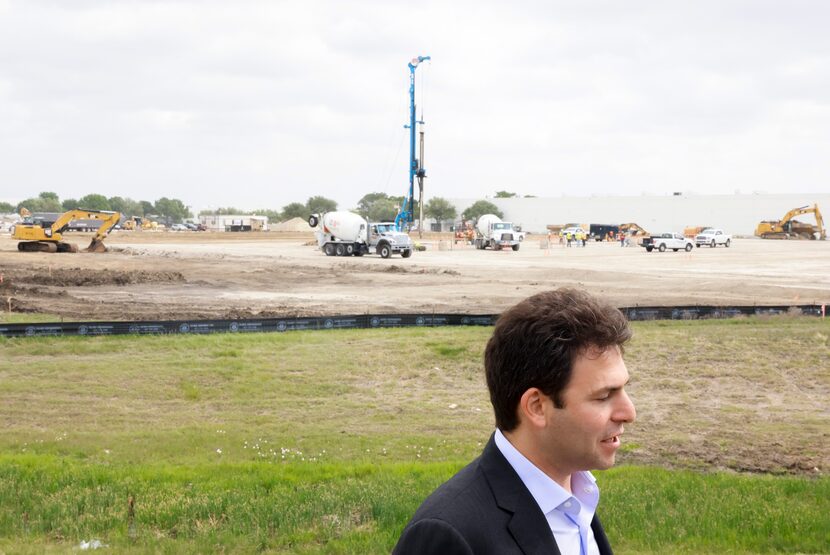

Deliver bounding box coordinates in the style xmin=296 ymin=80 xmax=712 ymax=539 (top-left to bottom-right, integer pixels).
xmin=78 ymin=194 xmax=111 ymax=211
xmin=61 ymin=198 xmax=78 ymax=211
xmin=305 ymin=196 xmax=337 ymax=214
xmin=356 ymin=192 xmax=391 ymax=218
xmin=139 ymin=201 xmax=155 ymax=216
xmin=367 ymin=198 xmax=399 ymax=222
xmin=494 ymin=191 xmax=517 ymax=198
xmin=254 ymin=209 xmax=281 ymax=222
xmin=424 ymin=197 xmax=458 ymax=222
xmin=281 ymin=202 xmax=308 ymax=220
xmin=154 ymin=197 xmax=192 ymax=224
xmin=108 ymin=196 xmax=142 ymax=217
xmin=0 ymin=201 xmax=16 ymax=212
xmin=17 ymin=196 xmax=62 ymax=213
xmin=463 ymin=200 xmax=503 ymax=221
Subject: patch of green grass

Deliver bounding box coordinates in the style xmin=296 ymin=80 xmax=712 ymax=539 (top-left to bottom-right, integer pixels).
xmin=0 ymin=457 xmax=826 ymax=554
xmin=0 ymin=317 xmax=828 ymax=552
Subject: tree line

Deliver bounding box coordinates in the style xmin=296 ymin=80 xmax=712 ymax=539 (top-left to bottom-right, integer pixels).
xmin=201 ymin=193 xmax=507 ymax=224
xmin=2 ymin=191 xmax=516 ymax=226
xmin=2 ymin=192 xmax=192 ymax=224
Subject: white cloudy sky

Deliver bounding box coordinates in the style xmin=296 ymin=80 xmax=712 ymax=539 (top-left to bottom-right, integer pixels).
xmin=1 ymin=0 xmax=828 ymax=212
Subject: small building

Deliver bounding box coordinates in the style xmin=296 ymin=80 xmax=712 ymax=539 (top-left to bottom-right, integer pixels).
xmin=198 ymin=215 xmax=269 ymax=232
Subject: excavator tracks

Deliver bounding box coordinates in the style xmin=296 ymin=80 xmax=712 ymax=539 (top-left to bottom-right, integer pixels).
xmin=17 ymin=241 xmax=78 ymax=253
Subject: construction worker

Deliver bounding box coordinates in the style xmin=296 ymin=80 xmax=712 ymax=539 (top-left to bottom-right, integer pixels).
xmin=619 ymin=231 xmax=626 ymax=247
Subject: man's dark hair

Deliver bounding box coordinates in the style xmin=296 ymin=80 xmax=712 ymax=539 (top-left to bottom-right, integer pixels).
xmin=484 ymin=288 xmax=631 ymax=431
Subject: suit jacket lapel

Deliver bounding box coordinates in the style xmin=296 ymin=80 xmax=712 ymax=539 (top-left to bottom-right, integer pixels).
xmin=479 ymin=435 xmax=561 ymax=555
xmin=591 ymin=516 xmax=613 ymax=555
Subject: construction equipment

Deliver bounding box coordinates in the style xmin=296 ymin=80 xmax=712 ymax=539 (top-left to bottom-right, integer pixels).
xmin=395 ymin=55 xmax=431 ymax=235
xmin=13 ymin=209 xmax=122 ymax=253
xmin=619 ymin=222 xmax=649 ymax=237
xmin=474 ymin=214 xmax=521 ymax=251
xmin=683 ymin=225 xmax=711 ymax=238
xmin=308 ymin=211 xmax=414 ymax=258
xmin=755 ymin=204 xmax=826 ymax=240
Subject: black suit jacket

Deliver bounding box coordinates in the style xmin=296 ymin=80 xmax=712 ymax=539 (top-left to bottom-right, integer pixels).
xmin=393 ymin=435 xmax=613 ymax=555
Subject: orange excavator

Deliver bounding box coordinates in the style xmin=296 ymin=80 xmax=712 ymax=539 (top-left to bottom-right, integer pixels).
xmin=755 ymin=204 xmax=825 ymax=240
xmin=12 ymin=208 xmax=122 ymax=252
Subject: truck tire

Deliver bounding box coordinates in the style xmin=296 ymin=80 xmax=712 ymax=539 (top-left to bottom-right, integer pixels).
xmin=401 ymin=249 xmax=412 ymax=258
xmin=335 ymin=244 xmax=345 ymax=256
xmin=377 ymin=242 xmax=391 ymax=259
xmin=695 ymin=243 xmax=701 ymax=248
xmin=512 ymin=244 xmax=520 ymax=251
xmin=324 ymin=243 xmax=335 ymax=256
xmin=673 ymin=248 xmax=678 ymax=252
xmin=646 ymin=246 xmax=653 ymax=252
xmin=710 ymin=239 xmax=716 ymax=248
xmin=658 ymin=243 xmax=666 ymax=252
xmin=685 ymin=243 xmax=693 ymax=252
xmin=308 ymin=215 xmax=319 ymax=228
xmin=725 ymin=239 xmax=731 ymax=248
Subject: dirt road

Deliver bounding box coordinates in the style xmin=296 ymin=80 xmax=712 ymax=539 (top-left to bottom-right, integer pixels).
xmin=1 ymin=232 xmax=828 ymax=321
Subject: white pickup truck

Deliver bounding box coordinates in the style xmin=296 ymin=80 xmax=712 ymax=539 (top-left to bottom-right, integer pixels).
xmin=641 ymin=233 xmax=694 ymax=252
xmin=695 ymin=228 xmax=732 ymax=248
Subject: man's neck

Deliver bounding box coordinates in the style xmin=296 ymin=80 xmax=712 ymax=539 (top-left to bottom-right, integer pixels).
xmin=502 ymin=429 xmax=573 ymax=492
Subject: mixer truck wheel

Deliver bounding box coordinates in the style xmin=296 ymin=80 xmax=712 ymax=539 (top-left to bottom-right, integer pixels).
xmin=335 ymin=244 xmax=346 ymax=256
xmin=346 ymin=244 xmax=354 ymax=255
xmin=324 ymin=243 xmax=335 ymax=256
xmin=378 ymin=243 xmax=392 ymax=259
xmin=308 ymin=215 xmax=319 ymax=228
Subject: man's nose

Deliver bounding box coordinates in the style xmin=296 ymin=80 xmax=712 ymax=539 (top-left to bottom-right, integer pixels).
xmin=614 ymin=390 xmax=636 ymax=423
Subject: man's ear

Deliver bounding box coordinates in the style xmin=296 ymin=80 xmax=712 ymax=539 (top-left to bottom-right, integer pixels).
xmin=517 ymin=388 xmax=548 ymax=429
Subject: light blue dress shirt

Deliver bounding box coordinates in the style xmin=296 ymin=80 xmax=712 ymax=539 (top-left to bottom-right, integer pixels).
xmin=494 ymin=429 xmax=600 ymax=555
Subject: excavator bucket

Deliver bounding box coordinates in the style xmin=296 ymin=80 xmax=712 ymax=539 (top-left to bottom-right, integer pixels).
xmin=85 ymin=239 xmax=108 ymax=253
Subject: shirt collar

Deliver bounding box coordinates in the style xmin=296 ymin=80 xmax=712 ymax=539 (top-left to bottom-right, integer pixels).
xmin=494 ymin=428 xmax=599 ymax=515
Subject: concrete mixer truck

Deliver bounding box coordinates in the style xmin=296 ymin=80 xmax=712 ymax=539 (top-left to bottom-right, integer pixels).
xmin=473 ymin=214 xmax=522 ymax=251
xmin=308 ymin=212 xmax=414 ymax=259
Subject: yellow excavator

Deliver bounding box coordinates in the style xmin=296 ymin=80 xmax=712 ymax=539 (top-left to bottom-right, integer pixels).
xmin=755 ymin=204 xmax=826 ymax=240
xmin=13 ymin=208 xmax=122 ymax=252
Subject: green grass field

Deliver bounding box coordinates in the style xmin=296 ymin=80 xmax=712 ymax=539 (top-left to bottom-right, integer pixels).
xmin=1 ymin=318 xmax=828 ymax=553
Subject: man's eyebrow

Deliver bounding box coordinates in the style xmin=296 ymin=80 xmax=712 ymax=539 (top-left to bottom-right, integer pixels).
xmin=591 ymin=378 xmax=631 ymax=395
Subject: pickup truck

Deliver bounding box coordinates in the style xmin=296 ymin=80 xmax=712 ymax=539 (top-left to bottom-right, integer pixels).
xmin=641 ymin=233 xmax=694 ymax=252
xmin=695 ymin=228 xmax=731 ymax=248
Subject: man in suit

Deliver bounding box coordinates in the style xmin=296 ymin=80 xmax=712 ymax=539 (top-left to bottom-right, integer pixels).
xmin=394 ymin=288 xmax=636 ymax=555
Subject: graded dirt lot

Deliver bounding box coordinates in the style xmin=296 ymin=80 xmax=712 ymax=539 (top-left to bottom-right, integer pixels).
xmin=0 ymin=231 xmax=828 ymax=320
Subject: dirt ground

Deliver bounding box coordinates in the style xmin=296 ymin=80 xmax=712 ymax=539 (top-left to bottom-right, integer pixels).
xmin=1 ymin=230 xmax=828 ymax=477
xmin=0 ymin=231 xmax=828 ymax=320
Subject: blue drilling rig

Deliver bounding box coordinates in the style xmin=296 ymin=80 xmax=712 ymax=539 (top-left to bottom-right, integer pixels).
xmin=394 ymin=55 xmax=431 ymax=233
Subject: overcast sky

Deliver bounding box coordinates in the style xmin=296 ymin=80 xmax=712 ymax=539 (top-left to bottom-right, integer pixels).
xmin=1 ymin=0 xmax=828 ymax=212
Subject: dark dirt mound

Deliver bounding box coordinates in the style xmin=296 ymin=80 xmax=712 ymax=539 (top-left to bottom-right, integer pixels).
xmin=0 ymin=268 xmax=185 ymax=287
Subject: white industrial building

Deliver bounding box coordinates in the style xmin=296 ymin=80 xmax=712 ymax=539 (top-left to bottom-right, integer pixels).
xmin=198 ymin=214 xmax=269 ymax=232
xmin=444 ymin=193 xmax=830 ymax=236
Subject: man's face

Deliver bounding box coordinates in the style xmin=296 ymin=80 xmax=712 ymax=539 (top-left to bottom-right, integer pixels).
xmin=541 ymin=346 xmax=636 ymax=477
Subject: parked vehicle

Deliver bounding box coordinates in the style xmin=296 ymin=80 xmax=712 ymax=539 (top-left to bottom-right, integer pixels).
xmin=170 ymin=223 xmax=188 ymax=231
xmin=641 ymin=232 xmax=694 ymax=252
xmin=308 ymin=211 xmax=413 ymax=258
xmin=473 ymin=214 xmax=521 ymax=251
xmin=695 ymin=228 xmax=731 ymax=248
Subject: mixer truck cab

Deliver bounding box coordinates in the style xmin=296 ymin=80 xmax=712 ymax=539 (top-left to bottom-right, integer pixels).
xmin=473 ymin=214 xmax=521 ymax=251
xmin=308 ymin=212 xmax=414 ymax=259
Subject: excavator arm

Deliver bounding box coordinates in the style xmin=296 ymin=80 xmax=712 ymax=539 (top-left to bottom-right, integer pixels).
xmin=74 ymin=210 xmax=122 ymax=252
